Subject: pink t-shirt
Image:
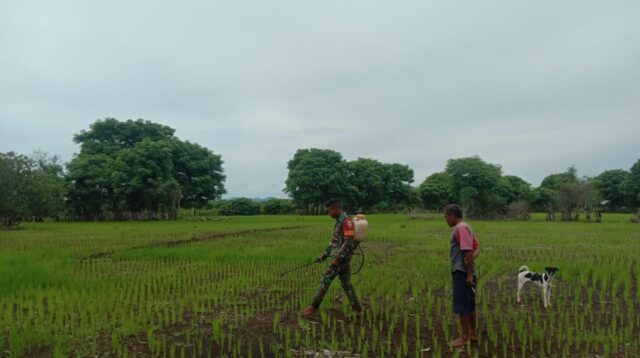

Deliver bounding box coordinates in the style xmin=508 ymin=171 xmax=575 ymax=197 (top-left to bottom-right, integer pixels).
xmin=453 ymin=222 xmax=476 ymax=251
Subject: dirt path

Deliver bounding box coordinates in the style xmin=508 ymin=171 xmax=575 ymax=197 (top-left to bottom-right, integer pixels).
xmin=83 ymin=226 xmax=306 ymax=260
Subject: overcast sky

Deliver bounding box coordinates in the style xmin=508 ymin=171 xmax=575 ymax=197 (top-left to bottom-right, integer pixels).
xmin=1 ymin=1 xmax=639 ymax=198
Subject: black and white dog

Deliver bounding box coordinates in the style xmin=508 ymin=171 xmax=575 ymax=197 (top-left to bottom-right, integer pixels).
xmin=517 ymin=266 xmax=559 ymax=308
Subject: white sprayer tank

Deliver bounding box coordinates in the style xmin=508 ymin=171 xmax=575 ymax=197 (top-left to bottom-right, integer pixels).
xmin=353 ymin=213 xmax=368 ymax=242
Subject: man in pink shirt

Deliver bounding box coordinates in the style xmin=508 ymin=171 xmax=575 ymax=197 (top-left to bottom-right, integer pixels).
xmin=444 ymin=204 xmax=478 ymax=347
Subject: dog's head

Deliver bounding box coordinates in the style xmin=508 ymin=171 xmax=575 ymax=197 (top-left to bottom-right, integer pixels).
xmin=544 ymin=267 xmax=559 ymax=276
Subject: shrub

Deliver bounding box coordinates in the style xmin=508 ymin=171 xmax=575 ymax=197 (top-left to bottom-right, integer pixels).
xmin=505 ymin=201 xmax=531 ymax=221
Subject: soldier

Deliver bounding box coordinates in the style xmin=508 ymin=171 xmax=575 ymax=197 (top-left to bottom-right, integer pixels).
xmin=301 ymin=198 xmax=362 ymax=317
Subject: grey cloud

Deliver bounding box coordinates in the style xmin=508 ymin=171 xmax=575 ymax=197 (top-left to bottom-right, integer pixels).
xmin=1 ymin=0 xmax=639 ymax=197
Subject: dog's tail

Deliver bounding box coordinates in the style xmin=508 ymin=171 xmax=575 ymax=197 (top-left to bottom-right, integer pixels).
xmin=518 ymin=265 xmax=529 ymax=273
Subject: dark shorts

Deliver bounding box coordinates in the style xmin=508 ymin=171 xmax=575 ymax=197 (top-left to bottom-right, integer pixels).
xmin=452 ymin=271 xmax=476 ymax=315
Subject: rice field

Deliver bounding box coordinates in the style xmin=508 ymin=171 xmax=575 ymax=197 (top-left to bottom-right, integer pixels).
xmin=0 ymin=214 xmax=638 ymax=357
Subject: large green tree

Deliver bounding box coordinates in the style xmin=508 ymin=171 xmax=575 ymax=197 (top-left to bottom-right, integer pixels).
xmin=172 ymin=140 xmax=226 ymax=209
xmin=530 ymin=187 xmax=558 ymax=218
xmin=0 ymin=153 xmax=31 ymax=226
xmin=67 ymin=118 xmax=225 ymax=220
xmin=27 ymin=152 xmax=67 ymax=221
xmin=73 ymin=118 xmax=175 ymax=154
xmin=346 ymin=158 xmax=387 ymax=212
xmin=593 ymin=169 xmax=630 ymax=212
xmin=284 ymin=148 xmax=353 ymax=214
xmin=533 ymin=167 xmax=581 ymax=219
xmin=497 ymin=175 xmax=533 ymax=205
xmin=555 ymin=180 xmax=599 ymax=221
xmin=382 ymin=163 xmax=415 ymax=212
xmin=110 ymin=139 xmax=180 ymax=218
xmin=66 ymin=153 xmax=114 ymax=219
xmin=284 ymin=149 xmax=416 ymax=214
xmin=445 ymin=156 xmax=503 ymax=217
xmin=0 ymin=152 xmax=66 ymax=227
xmin=623 ymin=159 xmax=640 ymax=210
xmin=418 ymin=172 xmax=453 ymax=211
xmin=540 ymin=166 xmax=579 ymax=190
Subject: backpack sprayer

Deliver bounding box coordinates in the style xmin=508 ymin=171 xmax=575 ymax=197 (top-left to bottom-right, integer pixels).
xmin=280 ymin=213 xmax=368 ymax=277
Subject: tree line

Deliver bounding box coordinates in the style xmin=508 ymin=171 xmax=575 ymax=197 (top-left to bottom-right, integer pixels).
xmin=186 ymin=198 xmax=297 ymax=217
xmin=418 ymin=158 xmax=632 ymax=221
xmin=1 ymin=118 xmax=639 ymax=226
xmin=285 ymin=150 xmax=640 ymax=220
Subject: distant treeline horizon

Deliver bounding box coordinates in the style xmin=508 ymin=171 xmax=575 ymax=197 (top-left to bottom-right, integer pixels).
xmin=1 ymin=118 xmax=639 ymax=226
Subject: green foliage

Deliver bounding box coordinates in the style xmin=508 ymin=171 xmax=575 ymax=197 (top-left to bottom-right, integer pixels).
xmin=405 ymin=186 xmax=422 ymax=211
xmin=283 ymin=151 xmax=636 ymax=218
xmin=530 ymin=186 xmax=557 ymax=213
xmin=418 ymin=172 xmax=453 ymax=210
xmin=537 ymin=168 xmax=600 ymax=221
xmin=346 ymin=158 xmax=387 ymax=212
xmin=285 ymin=149 xmax=415 ymax=214
xmin=213 ymin=198 xmax=262 ymax=216
xmin=540 ymin=166 xmax=579 ymax=190
xmin=499 ymin=175 xmax=533 ymax=204
xmin=555 ymin=180 xmax=600 ymax=221
xmin=0 ymin=152 xmax=66 ymax=227
xmin=260 ymin=198 xmax=297 ymax=215
xmin=383 ymin=163 xmax=415 ymax=212
xmin=505 ymin=201 xmax=531 ymax=220
xmin=531 ymin=167 xmax=582 ymax=216
xmin=373 ymin=201 xmax=390 ymax=212
xmin=284 ymin=148 xmax=352 ymax=214
xmin=111 ymin=139 xmax=179 ymax=216
xmin=419 ymin=161 xmax=532 ymax=217
xmin=66 ymin=118 xmax=225 ymax=220
xmin=0 ymin=153 xmax=31 ymax=226
xmin=593 ymin=169 xmax=629 ymax=212
xmin=0 ymin=215 xmax=638 ymax=356
xmin=172 ymin=140 xmax=226 ymax=209
xmin=73 ymin=117 xmax=175 ymax=153
xmin=623 ymin=159 xmax=640 ymax=210
xmin=445 ymin=156 xmax=504 ymax=217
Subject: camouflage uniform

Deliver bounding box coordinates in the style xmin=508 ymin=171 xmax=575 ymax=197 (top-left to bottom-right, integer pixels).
xmin=310 ymin=212 xmax=361 ymax=310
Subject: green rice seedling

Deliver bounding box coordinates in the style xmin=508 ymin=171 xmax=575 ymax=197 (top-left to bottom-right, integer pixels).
xmin=1 ymin=214 xmax=638 ymax=356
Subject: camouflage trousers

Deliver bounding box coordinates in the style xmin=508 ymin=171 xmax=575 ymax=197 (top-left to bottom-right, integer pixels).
xmin=311 ymin=260 xmax=361 ymax=310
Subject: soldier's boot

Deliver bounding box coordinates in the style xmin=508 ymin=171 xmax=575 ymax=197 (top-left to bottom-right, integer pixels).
xmin=300 ymin=306 xmax=318 ymax=317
